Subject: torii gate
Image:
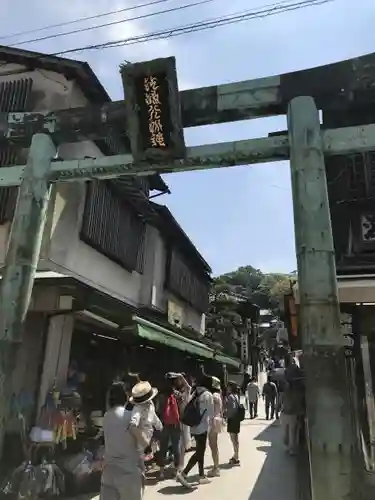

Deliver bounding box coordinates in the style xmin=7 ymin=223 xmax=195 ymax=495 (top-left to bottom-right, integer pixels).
xmin=0 ymin=54 xmax=374 ymax=499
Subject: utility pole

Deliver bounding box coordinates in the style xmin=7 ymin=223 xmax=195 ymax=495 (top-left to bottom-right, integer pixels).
xmin=288 ymin=96 xmax=358 ymax=499
xmin=0 ymin=133 xmax=56 ymax=452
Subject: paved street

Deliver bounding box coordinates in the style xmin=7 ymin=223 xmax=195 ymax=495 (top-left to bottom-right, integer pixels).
xmin=80 ymin=410 xmax=297 ymax=500
xmin=81 ymin=374 xmax=297 ymax=500
xmin=145 ymin=411 xmax=297 ymax=500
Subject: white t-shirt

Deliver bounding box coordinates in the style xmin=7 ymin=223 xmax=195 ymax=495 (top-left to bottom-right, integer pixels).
xmin=190 ymin=387 xmax=214 ymax=435
xmin=246 ymin=382 xmax=260 ymax=403
xmin=131 ymin=401 xmax=162 ymax=451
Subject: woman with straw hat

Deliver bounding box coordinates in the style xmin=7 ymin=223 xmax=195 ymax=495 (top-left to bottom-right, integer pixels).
xmin=100 ymin=380 xmax=159 ymax=500
xmin=129 ymin=380 xmax=162 ymax=454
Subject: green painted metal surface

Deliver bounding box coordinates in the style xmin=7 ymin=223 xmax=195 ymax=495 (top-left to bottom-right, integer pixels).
xmin=288 ymin=96 xmax=359 ymax=500
xmin=1 ymin=121 xmax=375 ymax=186
xmin=0 ymin=133 xmax=56 ymax=452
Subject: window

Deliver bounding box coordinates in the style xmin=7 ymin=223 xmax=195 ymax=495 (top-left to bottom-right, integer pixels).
xmin=165 ymin=247 xmax=210 ymax=313
xmin=80 ymin=180 xmax=146 ymax=273
xmin=0 ymin=78 xmax=33 ymax=223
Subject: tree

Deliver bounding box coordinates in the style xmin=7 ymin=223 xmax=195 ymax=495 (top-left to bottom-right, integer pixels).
xmin=206 ymin=266 xmax=294 ymax=356
xmin=206 ymin=284 xmax=242 ymax=356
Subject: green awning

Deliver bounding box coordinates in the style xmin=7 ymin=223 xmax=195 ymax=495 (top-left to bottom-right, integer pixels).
xmin=133 ymin=316 xmax=240 ymax=369
xmin=215 ymin=353 xmax=241 ymax=368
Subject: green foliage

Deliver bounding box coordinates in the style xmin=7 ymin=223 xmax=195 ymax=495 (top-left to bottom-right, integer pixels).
xmin=206 ymin=266 xmax=294 ymax=356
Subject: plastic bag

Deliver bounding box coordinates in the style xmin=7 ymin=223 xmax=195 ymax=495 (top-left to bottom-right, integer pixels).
xmin=62 ymin=450 xmax=98 ymax=495
xmin=63 ymin=451 xmax=93 ymax=476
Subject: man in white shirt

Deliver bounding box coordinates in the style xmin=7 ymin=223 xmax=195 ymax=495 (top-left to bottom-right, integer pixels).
xmin=246 ymin=377 xmax=260 ymax=419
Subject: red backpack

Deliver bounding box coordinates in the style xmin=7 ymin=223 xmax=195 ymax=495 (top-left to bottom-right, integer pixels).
xmin=163 ymin=393 xmax=180 ymax=425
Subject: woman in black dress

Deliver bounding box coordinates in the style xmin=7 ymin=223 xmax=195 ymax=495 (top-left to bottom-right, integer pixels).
xmin=225 ymin=382 xmax=241 ymax=465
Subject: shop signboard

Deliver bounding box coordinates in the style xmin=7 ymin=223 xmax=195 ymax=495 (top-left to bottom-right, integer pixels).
xmin=240 ymin=328 xmax=249 ymax=363
xmin=284 ymin=292 xmax=300 ymax=351
xmin=120 ymin=57 xmax=185 ymax=162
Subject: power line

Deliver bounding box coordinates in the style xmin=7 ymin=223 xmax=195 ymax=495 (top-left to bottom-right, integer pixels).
xmin=0 ymin=0 xmax=176 ymax=42
xmin=4 ymin=0 xmax=292 ymax=46
xmin=11 ymin=0 xmax=215 ymax=47
xmin=57 ymin=0 xmax=334 ymax=54
xmin=53 ymin=0 xmax=335 ymax=56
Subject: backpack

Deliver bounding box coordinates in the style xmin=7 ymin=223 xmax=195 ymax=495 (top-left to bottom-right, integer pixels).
xmin=237 ymin=403 xmax=246 ymax=422
xmin=181 ymin=391 xmax=206 ymax=427
xmin=233 ymin=395 xmax=245 ymax=422
xmin=163 ymin=394 xmax=180 ymax=426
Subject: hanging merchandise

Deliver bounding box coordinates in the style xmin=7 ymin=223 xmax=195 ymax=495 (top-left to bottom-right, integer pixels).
xmin=32 ymin=404 xmax=78 ymax=449
xmin=54 ymin=411 xmax=77 ymax=448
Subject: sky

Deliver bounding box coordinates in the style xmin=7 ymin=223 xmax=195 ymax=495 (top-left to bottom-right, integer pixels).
xmin=0 ymin=0 xmax=373 ymax=276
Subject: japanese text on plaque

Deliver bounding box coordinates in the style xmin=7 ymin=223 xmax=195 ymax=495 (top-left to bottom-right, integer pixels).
xmin=144 ymin=76 xmax=166 ymax=148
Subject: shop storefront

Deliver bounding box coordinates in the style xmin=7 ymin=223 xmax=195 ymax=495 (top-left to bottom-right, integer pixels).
xmin=1 ymin=272 xmax=240 ymax=496
xmin=65 ymin=313 xmax=240 ymax=425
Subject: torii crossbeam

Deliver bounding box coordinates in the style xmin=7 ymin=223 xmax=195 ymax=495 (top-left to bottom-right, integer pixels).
xmin=0 ymin=121 xmax=375 ymax=186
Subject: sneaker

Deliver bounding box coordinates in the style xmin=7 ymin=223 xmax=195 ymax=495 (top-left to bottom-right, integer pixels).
xmin=208 ymin=468 xmax=220 ymax=477
xmin=176 ymin=471 xmax=193 ymax=489
xmin=199 ymin=476 xmax=210 ymax=485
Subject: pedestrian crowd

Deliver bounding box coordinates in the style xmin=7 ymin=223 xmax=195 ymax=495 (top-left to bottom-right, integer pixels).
xmin=99 ymin=353 xmax=305 ymax=500
xmin=99 ymin=371 xmax=246 ymax=500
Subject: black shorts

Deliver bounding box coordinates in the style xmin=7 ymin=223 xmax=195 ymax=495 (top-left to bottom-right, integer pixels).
xmin=227 ymin=418 xmax=240 ymax=434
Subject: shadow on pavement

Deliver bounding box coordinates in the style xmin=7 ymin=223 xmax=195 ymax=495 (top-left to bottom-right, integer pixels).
xmin=248 ymin=421 xmax=297 ymax=500
xmin=157 ymin=485 xmax=196 ymax=495
xmin=157 ymin=474 xmax=200 ymax=495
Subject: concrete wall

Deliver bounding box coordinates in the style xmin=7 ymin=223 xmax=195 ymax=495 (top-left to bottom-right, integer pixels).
xmin=6 ymin=312 xmax=46 ymax=432
xmin=0 ymin=61 xmax=78 ymax=113
xmin=37 ymin=314 xmax=74 ymax=412
xmin=48 ymin=142 xmax=143 ymax=306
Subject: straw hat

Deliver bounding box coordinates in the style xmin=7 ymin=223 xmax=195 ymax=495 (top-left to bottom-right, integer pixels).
xmin=129 ymin=381 xmax=158 ymax=405
xmin=212 ymin=376 xmax=221 ymax=391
